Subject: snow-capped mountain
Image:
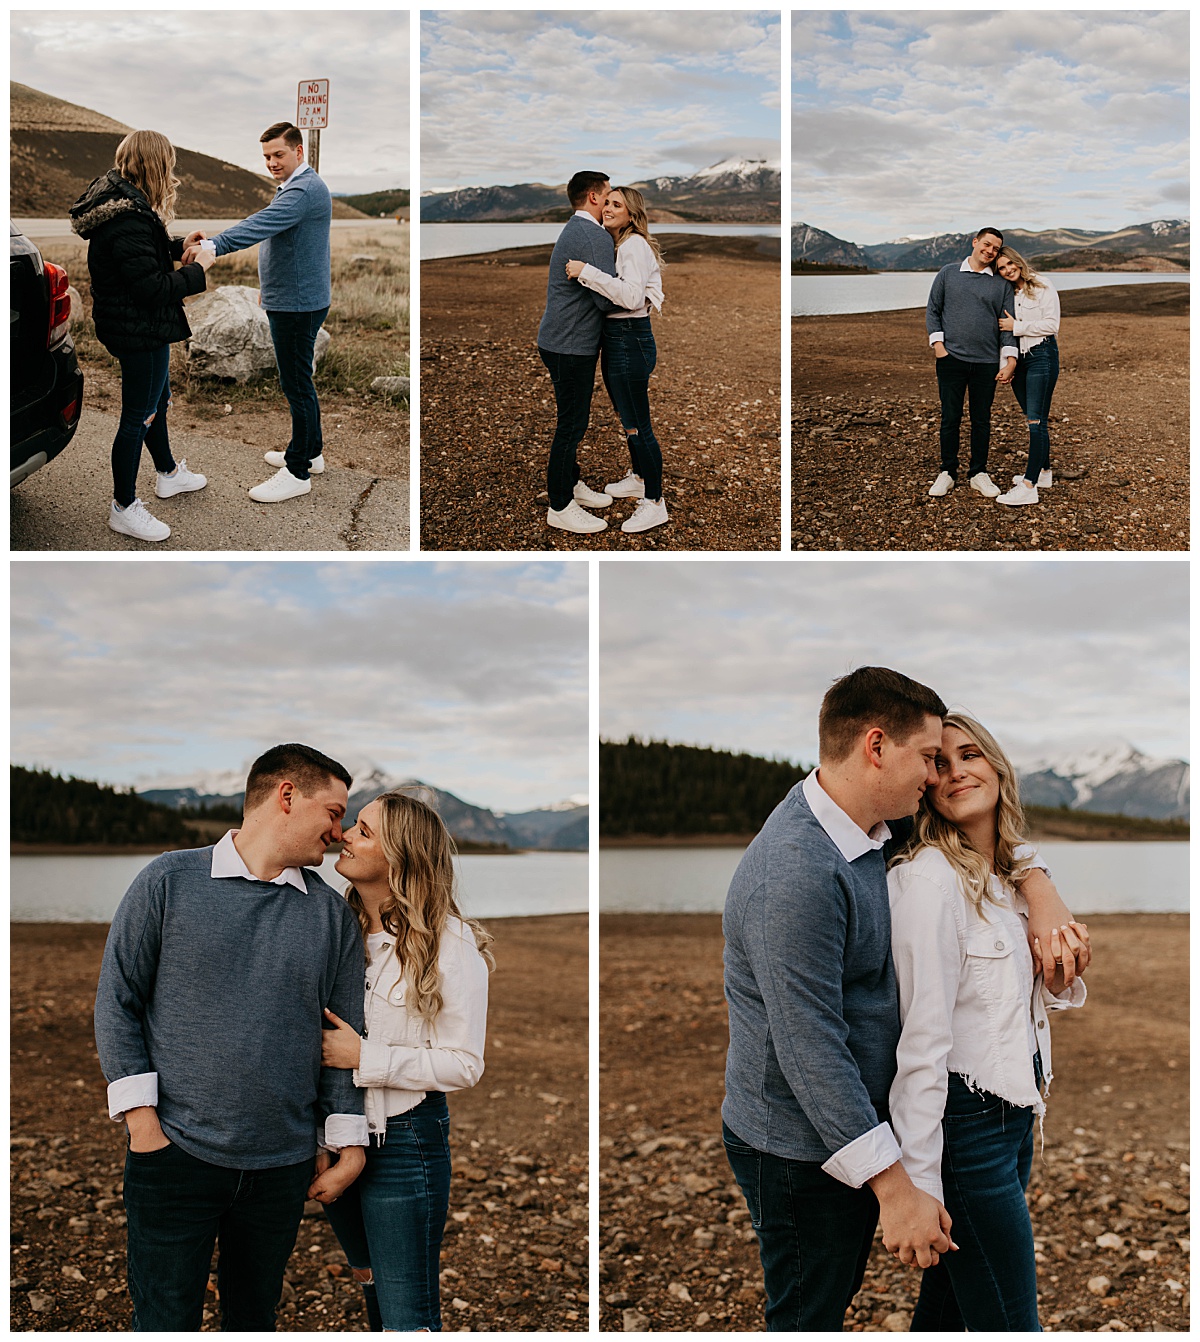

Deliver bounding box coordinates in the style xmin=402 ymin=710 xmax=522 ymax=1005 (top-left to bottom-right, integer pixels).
xmin=1016 ymin=741 xmax=1189 ymax=820
xmin=138 ymin=764 xmax=588 ymax=850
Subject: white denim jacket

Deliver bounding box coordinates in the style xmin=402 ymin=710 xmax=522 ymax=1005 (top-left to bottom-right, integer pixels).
xmin=1010 ymin=273 xmax=1061 ymax=353
xmin=577 ymin=233 xmax=664 ymax=318
xmin=887 ymin=846 xmax=1085 ymax=1201
xmin=353 ymin=916 xmax=489 ymax=1140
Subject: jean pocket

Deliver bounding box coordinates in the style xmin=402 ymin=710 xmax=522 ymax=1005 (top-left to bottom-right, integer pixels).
xmin=942 ymin=1078 xmax=1004 ymax=1123
xmin=126 ymin=1140 xmax=176 ymax=1160
xmin=723 ymin=1138 xmax=763 ymax=1229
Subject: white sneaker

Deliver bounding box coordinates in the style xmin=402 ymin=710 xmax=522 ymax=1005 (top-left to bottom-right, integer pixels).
xmin=928 ymin=471 xmax=955 ymax=497
xmin=1013 ymin=470 xmax=1052 ymax=490
xmin=996 ymin=481 xmax=1039 ymax=506
xmin=155 ymin=459 xmax=207 ymax=498
xmin=248 ymin=466 xmax=312 ymax=503
xmin=109 ymin=498 xmax=170 ymax=542
xmin=547 ymin=500 xmax=607 ymax=533
xmin=969 ymin=472 xmax=1001 ymax=498
xmin=605 ymin=471 xmax=645 ymax=499
xmin=621 ymin=497 xmax=669 ymax=533
xmin=573 ymin=480 xmax=612 ymax=509
xmin=265 ymin=450 xmax=325 ymax=474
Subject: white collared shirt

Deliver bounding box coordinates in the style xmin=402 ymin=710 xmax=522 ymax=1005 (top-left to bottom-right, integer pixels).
xmin=800 ymin=770 xmax=904 ymax=1189
xmin=574 ymin=207 xmax=605 ymax=229
xmin=1010 ymin=273 xmax=1061 ymax=353
xmin=928 ymin=257 xmax=1020 ymax=363
xmin=107 ymin=833 xmax=368 ymax=1149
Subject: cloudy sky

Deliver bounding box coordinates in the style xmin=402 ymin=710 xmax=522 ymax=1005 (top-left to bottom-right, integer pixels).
xmin=12 ymin=562 xmax=587 ymax=811
xmin=421 ymin=10 xmax=780 ymax=192
xmin=600 ymin=560 xmax=1189 ymax=767
xmin=792 ymin=10 xmax=1189 ymax=242
xmin=12 ymin=10 xmax=409 ymax=195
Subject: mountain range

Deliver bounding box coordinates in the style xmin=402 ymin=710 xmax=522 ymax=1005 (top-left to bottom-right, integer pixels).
xmin=421 ymin=157 xmax=780 ymax=224
xmin=1015 ymin=742 xmax=1189 ymax=820
xmin=791 ymin=220 xmax=1190 ymax=271
xmin=11 ymin=82 xmax=368 ymax=218
xmin=138 ymin=766 xmax=588 ymax=851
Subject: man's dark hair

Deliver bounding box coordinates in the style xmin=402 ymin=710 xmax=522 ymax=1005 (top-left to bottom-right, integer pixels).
xmin=975 ymin=226 xmax=1004 ymax=243
xmin=244 ymin=743 xmax=352 ymax=812
xmin=567 ymin=171 xmax=609 ymax=208
xmin=818 ymin=667 xmax=947 ymax=764
xmin=260 ymin=122 xmax=304 ymax=149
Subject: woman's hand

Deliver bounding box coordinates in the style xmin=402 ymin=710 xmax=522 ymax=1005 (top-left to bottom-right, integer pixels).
xmin=565 ymin=260 xmax=586 ymax=280
xmin=998 ymin=308 xmax=1016 ymax=332
xmin=194 ymin=249 xmax=215 ymax=272
xmin=321 ymin=1009 xmax=363 ymax=1068
xmin=1035 ymin=921 xmax=1090 ymax=996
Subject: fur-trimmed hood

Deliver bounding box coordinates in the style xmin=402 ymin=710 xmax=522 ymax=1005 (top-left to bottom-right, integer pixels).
xmin=69 ymin=170 xmax=159 ymax=239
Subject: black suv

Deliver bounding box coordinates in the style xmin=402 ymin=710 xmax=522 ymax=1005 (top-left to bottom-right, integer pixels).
xmin=11 ymin=223 xmax=84 ymax=487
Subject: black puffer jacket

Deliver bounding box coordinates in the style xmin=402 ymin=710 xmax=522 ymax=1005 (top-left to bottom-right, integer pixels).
xmin=69 ymin=171 xmax=208 ymax=355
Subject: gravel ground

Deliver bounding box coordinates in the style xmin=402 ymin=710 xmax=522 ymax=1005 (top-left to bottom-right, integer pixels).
xmin=600 ymin=912 xmax=1189 ymax=1332
xmin=791 ymin=283 xmax=1188 ymax=551
xmin=11 ymin=914 xmax=586 ymax=1332
xmin=420 ymin=235 xmax=781 ymax=551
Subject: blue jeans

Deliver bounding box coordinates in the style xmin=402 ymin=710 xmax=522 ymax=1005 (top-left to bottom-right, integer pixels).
xmin=724 ymin=1123 xmax=878 ymax=1331
xmin=113 ymin=345 xmax=176 ymax=506
xmin=324 ymin=1092 xmax=452 ymax=1331
xmin=1011 ymin=336 xmax=1059 ymax=483
xmin=601 ymin=317 xmax=663 ymax=501
xmin=911 ymin=1075 xmax=1041 ymax=1331
xmin=121 ymin=1140 xmax=311 ymax=1331
xmin=266 ymin=307 xmax=329 ymax=480
xmin=936 ymin=354 xmax=997 ymax=478
xmin=538 ymin=346 xmax=598 ymax=510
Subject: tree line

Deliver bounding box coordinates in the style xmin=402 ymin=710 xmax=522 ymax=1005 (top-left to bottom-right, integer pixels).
xmin=11 ymin=766 xmax=227 ymax=847
xmin=600 ymin=739 xmax=811 ymax=837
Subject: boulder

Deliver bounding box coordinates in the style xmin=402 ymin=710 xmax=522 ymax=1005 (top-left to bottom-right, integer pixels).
xmin=67 ymin=286 xmax=84 ymax=325
xmin=371 ymin=375 xmax=410 ymax=397
xmin=185 ymin=285 xmax=330 ymax=383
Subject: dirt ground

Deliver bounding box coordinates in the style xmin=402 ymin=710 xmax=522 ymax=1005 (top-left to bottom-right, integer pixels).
xmin=792 ymin=283 xmax=1188 ymax=551
xmin=600 ymin=912 xmax=1189 ymax=1332
xmin=10 ymin=914 xmax=586 ymax=1332
xmin=420 ymin=234 xmax=781 ymax=551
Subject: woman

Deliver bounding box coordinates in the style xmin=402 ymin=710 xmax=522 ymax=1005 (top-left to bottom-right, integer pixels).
xmin=566 ymin=186 xmax=668 ymax=534
xmin=887 ymin=715 xmax=1088 ymax=1331
xmin=994 ymin=246 xmax=1061 ymax=507
xmin=320 ymin=791 xmax=492 ymax=1331
xmin=69 ymin=130 xmax=212 ymax=543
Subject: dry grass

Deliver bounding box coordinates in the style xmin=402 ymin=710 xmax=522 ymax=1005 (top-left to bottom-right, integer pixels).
xmin=38 ymin=221 xmax=409 ymax=404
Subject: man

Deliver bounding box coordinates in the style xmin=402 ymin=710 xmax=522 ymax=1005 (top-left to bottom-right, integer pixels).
xmin=722 ymin=667 xmax=955 ymax=1331
xmin=925 ymin=227 xmax=1018 ymax=500
xmin=536 ymin=170 xmax=621 ymax=535
xmin=185 ymin=124 xmax=332 ymax=504
xmin=94 ymin=744 xmax=367 ymax=1330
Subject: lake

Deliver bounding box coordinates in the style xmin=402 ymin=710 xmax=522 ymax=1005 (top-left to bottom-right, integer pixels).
xmin=600 ymin=841 xmax=1188 ymax=915
xmin=422 ymin=221 xmax=781 ymax=260
xmin=792 ymin=271 xmax=1190 ymax=316
xmin=10 ymin=850 xmax=587 ymax=923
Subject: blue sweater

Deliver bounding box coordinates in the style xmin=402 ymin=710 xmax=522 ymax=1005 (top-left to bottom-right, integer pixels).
xmin=213 ymin=167 xmax=332 ymax=311
xmin=722 ymin=783 xmax=899 ymax=1161
xmin=94 ymin=847 xmax=365 ymax=1169
xmin=926 ymin=262 xmax=1016 ymax=364
xmin=537 ymin=213 xmax=618 ymax=355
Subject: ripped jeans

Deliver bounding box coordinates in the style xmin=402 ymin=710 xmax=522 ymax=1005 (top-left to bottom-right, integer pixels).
xmin=113 ymin=345 xmax=176 ymax=506
xmin=1011 ymin=336 xmax=1059 ymax=484
xmin=911 ymin=1074 xmax=1040 ymax=1332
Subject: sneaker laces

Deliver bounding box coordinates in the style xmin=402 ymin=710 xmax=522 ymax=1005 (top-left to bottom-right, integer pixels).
xmin=125 ymin=498 xmax=154 ymax=521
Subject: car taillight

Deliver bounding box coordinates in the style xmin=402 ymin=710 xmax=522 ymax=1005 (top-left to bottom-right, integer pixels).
xmin=60 ymin=396 xmax=81 ymax=427
xmin=45 ymin=262 xmax=71 ymax=349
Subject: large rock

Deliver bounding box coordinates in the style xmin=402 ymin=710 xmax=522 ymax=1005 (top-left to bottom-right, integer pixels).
xmin=185 ymin=285 xmax=330 ymax=382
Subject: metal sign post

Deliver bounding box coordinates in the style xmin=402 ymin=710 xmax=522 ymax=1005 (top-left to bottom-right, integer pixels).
xmin=297 ymin=79 xmax=329 ymax=174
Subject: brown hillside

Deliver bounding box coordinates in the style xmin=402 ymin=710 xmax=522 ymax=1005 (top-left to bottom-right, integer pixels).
xmin=11 ymin=83 xmax=367 ymax=219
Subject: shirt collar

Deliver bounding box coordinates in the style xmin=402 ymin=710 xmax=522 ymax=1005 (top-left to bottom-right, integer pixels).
xmin=278 ymin=161 xmax=311 ymax=188
xmin=802 ymin=770 xmax=891 ymax=862
xmin=573 ymin=208 xmax=605 ymax=228
xmin=960 ymin=256 xmax=994 ymax=276
xmin=211 ymin=829 xmax=308 ymax=892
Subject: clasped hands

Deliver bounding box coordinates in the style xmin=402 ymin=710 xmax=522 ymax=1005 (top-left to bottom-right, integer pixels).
xmin=181 ymin=230 xmax=215 ymax=270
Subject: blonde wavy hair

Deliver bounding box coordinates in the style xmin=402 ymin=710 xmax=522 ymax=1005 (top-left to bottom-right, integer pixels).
xmin=997 ymin=244 xmax=1044 ymax=296
xmin=609 ymin=185 xmax=664 ymax=265
xmin=344 ymin=791 xmax=494 ymax=1023
xmin=890 ymin=712 xmax=1034 ymax=914
xmin=114 ymin=130 xmax=180 ymax=224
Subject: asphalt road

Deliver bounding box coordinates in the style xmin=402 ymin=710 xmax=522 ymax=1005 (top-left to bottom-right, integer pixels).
xmin=12 ymin=408 xmax=410 ymax=552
